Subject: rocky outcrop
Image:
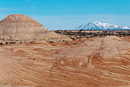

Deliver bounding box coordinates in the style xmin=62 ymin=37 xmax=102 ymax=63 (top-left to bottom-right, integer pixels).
xmin=99 ymin=36 xmax=130 ymax=58
xmin=1 ymin=36 xmax=130 ymax=87
xmin=0 ymin=14 xmax=48 ymax=41
xmin=0 ymin=14 xmax=71 ymax=42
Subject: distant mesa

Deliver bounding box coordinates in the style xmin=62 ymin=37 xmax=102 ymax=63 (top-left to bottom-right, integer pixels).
xmin=73 ymin=21 xmax=130 ymax=30
xmin=0 ymin=14 xmax=70 ymax=42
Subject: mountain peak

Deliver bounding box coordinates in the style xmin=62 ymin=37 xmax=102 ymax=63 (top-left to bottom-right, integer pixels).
xmin=73 ymin=21 xmax=130 ymax=30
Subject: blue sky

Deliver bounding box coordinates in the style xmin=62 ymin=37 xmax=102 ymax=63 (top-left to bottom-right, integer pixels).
xmin=0 ymin=0 xmax=130 ymax=30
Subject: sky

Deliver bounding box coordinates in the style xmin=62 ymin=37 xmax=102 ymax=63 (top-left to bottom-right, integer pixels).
xmin=0 ymin=0 xmax=130 ymax=30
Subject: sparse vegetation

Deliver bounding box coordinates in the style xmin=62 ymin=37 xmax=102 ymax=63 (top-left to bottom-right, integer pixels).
xmin=55 ymin=30 xmax=130 ymax=39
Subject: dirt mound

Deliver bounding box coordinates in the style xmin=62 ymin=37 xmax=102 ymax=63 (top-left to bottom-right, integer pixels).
xmin=0 ymin=14 xmax=48 ymax=41
xmin=0 ymin=14 xmax=71 ymax=42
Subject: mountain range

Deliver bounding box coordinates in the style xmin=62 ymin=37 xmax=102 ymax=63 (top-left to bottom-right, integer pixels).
xmin=73 ymin=21 xmax=130 ymax=30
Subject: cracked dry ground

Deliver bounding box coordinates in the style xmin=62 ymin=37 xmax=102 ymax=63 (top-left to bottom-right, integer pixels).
xmin=1 ymin=36 xmax=130 ymax=87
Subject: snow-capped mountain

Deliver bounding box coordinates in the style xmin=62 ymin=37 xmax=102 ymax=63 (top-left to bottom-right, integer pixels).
xmin=73 ymin=21 xmax=130 ymax=30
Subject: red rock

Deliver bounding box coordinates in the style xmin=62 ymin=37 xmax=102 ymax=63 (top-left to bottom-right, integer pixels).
xmin=0 ymin=36 xmax=130 ymax=87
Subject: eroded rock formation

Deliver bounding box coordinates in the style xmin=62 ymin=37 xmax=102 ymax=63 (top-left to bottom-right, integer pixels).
xmin=0 ymin=14 xmax=71 ymax=42
xmin=0 ymin=36 xmax=130 ymax=87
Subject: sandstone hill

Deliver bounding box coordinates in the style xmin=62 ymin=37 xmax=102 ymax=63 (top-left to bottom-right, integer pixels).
xmin=0 ymin=14 xmax=71 ymax=42
xmin=1 ymin=36 xmax=130 ymax=87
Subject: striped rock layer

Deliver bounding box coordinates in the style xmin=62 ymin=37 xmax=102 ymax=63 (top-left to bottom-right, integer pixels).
xmin=0 ymin=14 xmax=60 ymax=41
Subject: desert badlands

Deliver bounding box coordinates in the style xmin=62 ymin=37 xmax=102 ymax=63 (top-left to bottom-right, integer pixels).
xmin=1 ymin=14 xmax=130 ymax=87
